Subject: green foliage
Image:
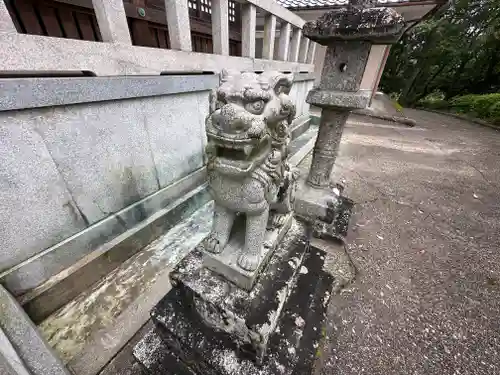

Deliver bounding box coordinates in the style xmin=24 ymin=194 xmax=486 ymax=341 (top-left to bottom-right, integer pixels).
xmin=472 ymin=93 xmax=500 ymax=117
xmin=380 ymin=0 xmax=500 ymax=106
xmin=450 ymin=94 xmax=480 ymax=113
xmin=417 ymin=93 xmax=449 ymax=109
xmin=448 ymin=93 xmax=500 ymax=117
xmin=489 ymin=102 xmax=500 ymax=124
xmin=393 ymin=101 xmax=404 ymax=113
xmin=420 ymin=99 xmax=450 ymax=110
xmin=424 ymin=91 xmax=445 ymax=101
xmin=420 ymin=93 xmax=500 ymax=124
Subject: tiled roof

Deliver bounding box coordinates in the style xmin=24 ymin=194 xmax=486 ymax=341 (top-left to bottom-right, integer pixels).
xmin=276 ymin=0 xmax=347 ymax=8
xmin=275 ymin=0 xmax=412 ymax=9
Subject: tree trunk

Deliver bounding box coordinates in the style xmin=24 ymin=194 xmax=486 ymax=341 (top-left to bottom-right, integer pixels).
xmin=399 ymin=67 xmax=423 ymax=106
xmin=415 ymin=64 xmax=449 ymax=102
xmin=398 ymin=20 xmax=445 ymax=106
xmin=444 ymin=59 xmax=469 ymax=99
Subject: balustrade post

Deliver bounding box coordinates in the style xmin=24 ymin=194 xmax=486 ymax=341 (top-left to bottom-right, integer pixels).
xmin=241 ymin=3 xmax=256 ymax=58
xmin=307 ymin=41 xmax=316 ymax=64
xmin=298 ymin=37 xmax=309 ymax=63
xmin=262 ymin=14 xmax=276 ymax=60
xmin=0 ymin=1 xmax=17 ymax=33
xmin=212 ymin=0 xmax=229 ymax=55
xmin=92 ymin=0 xmax=131 ymax=44
xmin=164 ymin=0 xmax=192 ymax=51
xmin=289 ymin=28 xmax=301 ymax=62
xmin=277 ymin=22 xmax=291 ymax=61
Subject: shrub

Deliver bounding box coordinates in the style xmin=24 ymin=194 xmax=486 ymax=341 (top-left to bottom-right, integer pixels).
xmin=417 ymin=92 xmax=449 ymax=110
xmin=471 ymin=93 xmax=500 ymax=118
xmin=488 ymin=102 xmax=500 ymax=124
xmin=450 ymin=94 xmax=480 ymax=113
xmin=420 ymin=92 xmax=500 ymax=124
xmin=424 ymin=91 xmax=445 ymax=101
xmin=430 ymin=99 xmax=449 ymax=110
xmin=418 ymin=99 xmax=449 ymax=110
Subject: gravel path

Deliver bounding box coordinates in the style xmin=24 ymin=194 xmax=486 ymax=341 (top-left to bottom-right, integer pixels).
xmin=315 ymin=110 xmax=500 ymax=375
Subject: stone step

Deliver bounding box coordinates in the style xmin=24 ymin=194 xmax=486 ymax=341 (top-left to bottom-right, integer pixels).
xmin=290 ymin=113 xmax=313 ymax=140
xmin=133 ymin=242 xmax=334 ymax=375
xmin=269 ymin=245 xmax=335 ymax=374
xmin=133 ymin=327 xmax=197 ymax=375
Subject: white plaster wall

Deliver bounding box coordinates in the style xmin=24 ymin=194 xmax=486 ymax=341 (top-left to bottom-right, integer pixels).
xmin=0 ymin=91 xmax=209 ymax=272
xmin=313 ymin=45 xmax=327 ymax=84
xmin=360 ymin=45 xmax=389 ymax=91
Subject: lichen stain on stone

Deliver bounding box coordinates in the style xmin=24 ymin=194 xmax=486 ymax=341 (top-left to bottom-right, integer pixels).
xmin=302 ymin=6 xmax=405 ymax=44
xmin=38 ymin=202 xmax=213 ymax=363
xmin=215 ymin=349 xmax=242 ymax=374
xmin=323 ymin=290 xmax=332 ymax=307
xmin=133 ymin=329 xmax=163 ymax=368
xmin=294 ymin=315 xmax=305 ymax=328
xmin=257 ymin=250 xmax=304 ymax=344
xmin=209 ymin=346 xmax=281 ymax=375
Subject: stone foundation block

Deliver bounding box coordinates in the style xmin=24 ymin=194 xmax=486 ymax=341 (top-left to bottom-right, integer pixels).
xmin=133 ymin=238 xmax=334 ymax=375
xmin=203 ymin=213 xmax=293 ymax=291
xmin=294 ymin=181 xmax=353 ymax=241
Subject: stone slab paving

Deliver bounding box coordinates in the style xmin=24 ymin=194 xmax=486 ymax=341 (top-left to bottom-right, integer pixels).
xmin=312 ymin=110 xmax=500 ymax=375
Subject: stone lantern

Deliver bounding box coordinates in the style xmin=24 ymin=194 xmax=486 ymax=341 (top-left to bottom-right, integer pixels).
xmin=295 ymin=0 xmax=406 ymax=239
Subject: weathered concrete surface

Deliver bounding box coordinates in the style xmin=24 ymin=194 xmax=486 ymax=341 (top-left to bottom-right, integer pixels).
xmin=289 ymin=79 xmax=315 ymax=119
xmin=311 ymin=110 xmax=500 ymax=375
xmin=0 ymin=90 xmax=209 ymax=278
xmin=39 ymin=202 xmax=212 ymax=367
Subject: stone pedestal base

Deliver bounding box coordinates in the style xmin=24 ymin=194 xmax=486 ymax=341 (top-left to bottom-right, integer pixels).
xmin=294 ymin=181 xmax=353 ymax=241
xmin=133 ymin=221 xmax=335 ymax=375
xmin=203 ymin=213 xmax=293 ymax=291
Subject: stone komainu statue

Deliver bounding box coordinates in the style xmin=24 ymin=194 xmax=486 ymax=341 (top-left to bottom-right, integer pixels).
xmin=203 ymin=70 xmax=299 ymax=271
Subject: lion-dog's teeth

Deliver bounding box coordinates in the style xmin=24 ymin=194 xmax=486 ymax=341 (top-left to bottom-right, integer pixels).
xmin=243 ymin=145 xmax=253 ymax=156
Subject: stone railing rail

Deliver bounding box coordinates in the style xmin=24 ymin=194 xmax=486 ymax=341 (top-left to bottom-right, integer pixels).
xmin=0 ymin=0 xmax=317 ymax=76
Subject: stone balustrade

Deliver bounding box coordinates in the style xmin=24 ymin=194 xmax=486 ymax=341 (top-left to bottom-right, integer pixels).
xmin=0 ymin=0 xmax=318 ymax=76
xmin=0 ymin=0 xmax=318 ymax=310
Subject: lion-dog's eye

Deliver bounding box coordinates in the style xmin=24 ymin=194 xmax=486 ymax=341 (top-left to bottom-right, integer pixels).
xmin=245 ymin=100 xmax=265 ymax=115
